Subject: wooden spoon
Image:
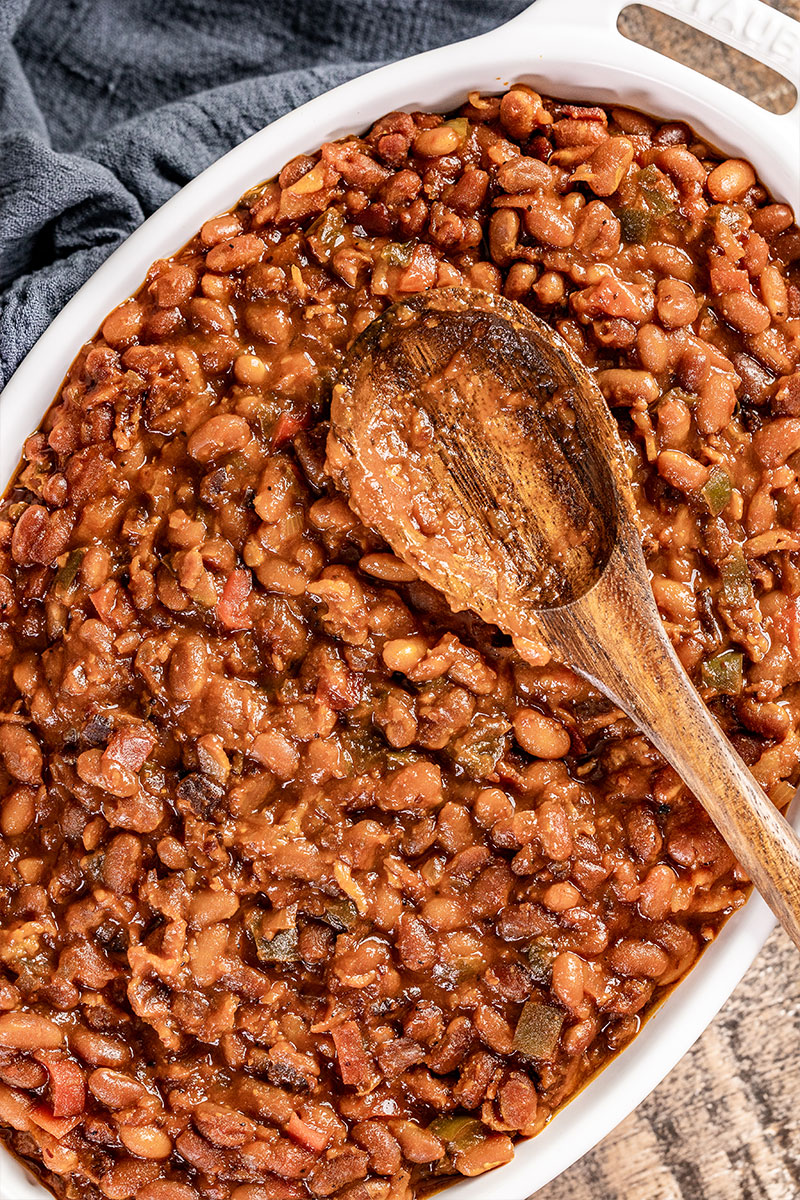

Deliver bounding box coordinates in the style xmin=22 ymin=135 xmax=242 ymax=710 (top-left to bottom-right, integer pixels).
xmin=327 ymin=286 xmax=800 ymax=951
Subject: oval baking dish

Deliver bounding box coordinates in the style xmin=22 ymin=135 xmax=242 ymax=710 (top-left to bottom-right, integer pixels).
xmin=1 ymin=1 xmax=799 ymax=1198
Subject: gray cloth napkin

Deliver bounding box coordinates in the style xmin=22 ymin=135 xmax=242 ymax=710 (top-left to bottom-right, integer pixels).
xmin=0 ymin=0 xmax=530 ymax=389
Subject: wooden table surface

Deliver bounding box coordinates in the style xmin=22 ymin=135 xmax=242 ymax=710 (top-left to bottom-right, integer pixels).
xmin=538 ymin=4 xmax=800 ymax=1197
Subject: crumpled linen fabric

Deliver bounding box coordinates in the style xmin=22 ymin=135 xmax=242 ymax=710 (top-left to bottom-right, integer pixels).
xmin=0 ymin=0 xmax=529 ymax=389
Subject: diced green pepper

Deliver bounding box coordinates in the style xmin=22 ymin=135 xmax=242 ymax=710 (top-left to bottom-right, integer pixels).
xmin=444 ymin=117 xmax=470 ymax=141
xmin=660 ymin=386 xmax=695 ymax=407
xmin=706 ymin=204 xmax=749 ymax=235
xmin=702 ymin=466 xmax=732 ymax=516
xmin=636 ymin=166 xmax=676 ymax=216
xmin=616 ymin=207 xmax=653 ymax=245
xmin=321 ymin=898 xmax=358 ymax=932
xmin=380 ymin=241 xmax=415 ymax=267
xmin=701 ymin=649 xmax=743 ymax=696
xmin=448 ymin=713 xmax=511 ymax=780
xmin=637 ymin=164 xmax=663 ymax=189
xmin=54 ymin=549 xmax=84 ymax=594
xmin=306 ymin=208 xmax=344 ymax=261
xmin=720 ymin=546 xmax=753 ymax=608
xmin=525 ymin=940 xmax=554 ymax=987
xmin=246 ymin=911 xmax=299 ymax=963
xmin=513 ymin=1000 xmax=564 ymax=1060
xmin=428 ymin=1115 xmax=486 ymax=1153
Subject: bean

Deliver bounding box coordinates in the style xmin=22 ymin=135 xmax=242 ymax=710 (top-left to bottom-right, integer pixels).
xmin=457 ymin=1133 xmax=515 ymax=1176
xmin=647 ymin=243 xmax=695 ymax=283
xmin=656 ymin=393 xmax=691 ymax=450
xmin=250 ymin=730 xmax=299 ymax=780
xmin=489 ymin=208 xmax=520 ymax=264
xmin=139 ymin=1185 xmax=200 ymax=1200
xmin=553 ymin=118 xmax=608 ymax=149
xmin=234 ymin=353 xmax=267 ymax=386
xmin=0 ymin=1011 xmax=63 ymax=1050
xmin=0 ymin=724 xmax=44 ymax=786
xmin=474 ymin=787 xmax=514 ymax=829
xmin=533 ymin=271 xmax=565 ymax=305
xmin=696 ymin=372 xmax=737 ymax=435
xmin=536 ymin=801 xmax=573 ymax=861
xmin=101 ymin=1161 xmax=161 ymax=1200
xmin=523 ymin=198 xmax=574 ymax=248
xmin=753 ymin=418 xmax=800 ymax=468
xmin=656 ymin=449 xmax=708 ymax=492
xmin=751 ymin=203 xmax=793 ymax=237
xmin=573 ymin=200 xmax=620 ymax=258
xmin=638 ymin=864 xmax=677 ymax=920
xmin=81 ymin=545 xmax=111 ymax=590
xmin=70 ymin=1028 xmax=132 ymax=1068
xmin=608 ymin=939 xmax=670 ymax=979
xmin=205 ymin=233 xmax=265 ymax=273
xmin=499 ymin=88 xmax=543 ymax=140
xmin=187 ymin=413 xmax=251 ymax=462
xmin=636 ymin=323 xmax=672 ymax=375
xmin=502 ymin=262 xmax=536 ymax=301
xmin=513 ymin=708 xmax=571 ymax=758
xmin=102 ymin=302 xmax=144 ymax=349
xmin=413 ymin=125 xmax=460 ymax=157
xmin=11 ymin=505 xmax=73 ymax=568
xmin=572 ymin=137 xmax=634 ymax=196
xmin=88 ymin=1068 xmax=147 ymax=1108
xmin=359 ymin=553 xmax=417 ymax=582
xmin=382 ymin=636 xmax=427 ymax=674
xmin=706 ymin=158 xmax=755 ymax=202
xmin=189 ymin=296 xmax=235 ymax=335
xmin=119 ymin=1125 xmax=173 ymax=1159
xmin=468 ymin=261 xmax=502 ymax=293
xmin=496 ymin=156 xmax=553 ymax=194
xmin=1 ymin=786 xmax=36 ymax=837
xmin=390 ymin=1120 xmax=444 ymax=1164
xmin=655 ymin=278 xmax=699 ymax=329
xmin=200 ymin=213 xmax=244 ymax=246
xmin=717 ymin=290 xmax=770 ymax=335
xmin=551 ymin=951 xmax=585 ymax=1011
xmin=188 ymin=889 xmax=240 ymax=928
xmin=543 ymin=882 xmax=581 ymax=912
xmin=760 ymin=264 xmax=789 ymax=321
xmin=597 ymin=368 xmax=659 ymax=407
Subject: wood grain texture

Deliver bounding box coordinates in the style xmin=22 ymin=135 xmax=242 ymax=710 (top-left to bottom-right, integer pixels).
xmin=536 ymin=929 xmax=800 ymax=1200
xmin=536 ymin=2 xmax=800 ymax=1195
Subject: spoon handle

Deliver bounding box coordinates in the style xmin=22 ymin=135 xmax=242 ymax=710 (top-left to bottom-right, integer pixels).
xmin=539 ymin=538 xmax=800 ymax=951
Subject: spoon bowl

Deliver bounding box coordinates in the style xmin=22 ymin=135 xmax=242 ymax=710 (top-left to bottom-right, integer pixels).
xmin=328 ymin=288 xmax=621 ymax=633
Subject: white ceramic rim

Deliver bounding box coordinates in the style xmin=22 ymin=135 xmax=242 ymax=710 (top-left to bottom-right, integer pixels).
xmin=1 ymin=2 xmax=799 ymax=1197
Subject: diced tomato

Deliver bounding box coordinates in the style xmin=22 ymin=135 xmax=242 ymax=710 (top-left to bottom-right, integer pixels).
xmin=270 ymin=412 xmax=308 ymax=449
xmin=29 ymin=1105 xmax=82 ymax=1137
xmin=216 ymin=568 xmax=253 ymax=631
xmin=35 ymin=1052 xmax=86 ymax=1118
xmin=102 ymin=724 xmax=156 ymax=773
xmin=331 ymin=1020 xmax=371 ymax=1087
xmin=772 ymin=595 xmax=800 ymax=661
xmin=89 ymin=581 xmax=135 ymax=631
xmin=554 ymin=103 xmax=606 ymax=120
xmin=709 ymin=262 xmax=750 ymax=294
xmin=285 ymin=1112 xmax=330 ymax=1154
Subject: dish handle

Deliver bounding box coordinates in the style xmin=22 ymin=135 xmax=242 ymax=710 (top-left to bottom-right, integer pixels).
xmin=500 ymin=0 xmax=799 ymax=191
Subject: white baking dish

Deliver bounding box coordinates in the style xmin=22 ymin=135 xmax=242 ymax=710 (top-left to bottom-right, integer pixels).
xmin=1 ymin=0 xmax=799 ymax=1196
